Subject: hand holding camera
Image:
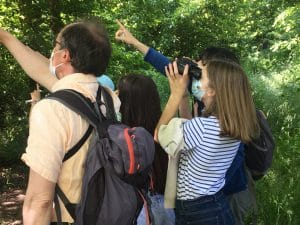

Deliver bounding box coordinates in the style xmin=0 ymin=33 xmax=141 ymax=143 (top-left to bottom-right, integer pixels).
xmin=176 ymin=57 xmax=202 ymax=93
xmin=165 ymin=61 xmax=189 ymax=100
xmin=176 ymin=57 xmax=202 ymax=80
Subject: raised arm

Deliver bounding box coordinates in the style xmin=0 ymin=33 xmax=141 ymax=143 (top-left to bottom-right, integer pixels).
xmin=155 ymin=62 xmax=189 ymax=142
xmin=178 ymin=94 xmax=193 ymax=119
xmin=115 ymin=20 xmax=170 ymax=75
xmin=0 ymin=28 xmax=58 ymax=91
xmin=115 ymin=20 xmax=149 ymax=55
xmin=144 ymin=48 xmax=170 ymax=75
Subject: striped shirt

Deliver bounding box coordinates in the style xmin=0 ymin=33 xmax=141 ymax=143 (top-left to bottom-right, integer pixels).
xmin=177 ymin=116 xmax=240 ymax=200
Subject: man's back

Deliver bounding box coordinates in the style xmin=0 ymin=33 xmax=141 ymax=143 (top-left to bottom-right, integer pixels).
xmin=5 ymin=19 xmax=116 ymax=224
xmin=22 ymin=74 xmax=98 ymax=221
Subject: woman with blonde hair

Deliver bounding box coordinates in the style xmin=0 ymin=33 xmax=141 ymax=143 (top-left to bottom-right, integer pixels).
xmin=155 ymin=59 xmax=258 ymax=225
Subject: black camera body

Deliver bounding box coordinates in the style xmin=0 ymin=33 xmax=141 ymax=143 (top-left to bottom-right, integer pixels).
xmin=176 ymin=57 xmax=202 ymax=80
xmin=176 ymin=57 xmax=202 ymax=93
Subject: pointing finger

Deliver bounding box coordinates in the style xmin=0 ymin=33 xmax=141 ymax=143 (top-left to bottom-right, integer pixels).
xmin=116 ymin=19 xmax=125 ymax=29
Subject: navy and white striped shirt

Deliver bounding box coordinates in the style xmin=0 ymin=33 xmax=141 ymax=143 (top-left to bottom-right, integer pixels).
xmin=177 ymin=116 xmax=240 ymax=200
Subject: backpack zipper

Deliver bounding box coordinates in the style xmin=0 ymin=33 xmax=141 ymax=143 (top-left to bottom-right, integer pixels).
xmin=124 ymin=128 xmax=135 ymax=174
xmin=131 ymin=129 xmax=141 ymax=171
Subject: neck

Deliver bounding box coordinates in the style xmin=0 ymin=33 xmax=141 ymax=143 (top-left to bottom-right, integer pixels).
xmin=56 ymin=66 xmax=76 ymax=79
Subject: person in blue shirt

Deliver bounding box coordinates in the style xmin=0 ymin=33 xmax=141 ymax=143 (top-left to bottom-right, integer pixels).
xmin=115 ymin=20 xmax=256 ymax=225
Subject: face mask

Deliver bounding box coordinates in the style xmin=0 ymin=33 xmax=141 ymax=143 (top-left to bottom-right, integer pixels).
xmin=191 ymin=78 xmax=206 ymax=101
xmin=116 ymin=112 xmax=122 ymax=122
xmin=49 ymin=50 xmax=65 ymax=77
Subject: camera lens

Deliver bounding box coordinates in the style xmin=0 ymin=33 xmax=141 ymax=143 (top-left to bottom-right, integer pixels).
xmin=176 ymin=58 xmax=201 ymax=80
xmin=176 ymin=57 xmax=202 ymax=93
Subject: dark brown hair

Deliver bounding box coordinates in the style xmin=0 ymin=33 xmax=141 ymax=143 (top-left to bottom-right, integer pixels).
xmin=118 ymin=74 xmax=161 ymax=135
xmin=118 ymin=74 xmax=167 ymax=194
xmin=58 ymin=19 xmax=111 ymax=76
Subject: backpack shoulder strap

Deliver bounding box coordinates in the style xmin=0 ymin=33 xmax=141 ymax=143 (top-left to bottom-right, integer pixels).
xmin=97 ymin=86 xmax=117 ymax=122
xmin=252 ymin=109 xmax=275 ymax=151
xmin=47 ymin=89 xmax=101 ymax=222
xmin=63 ymin=125 xmax=94 ymax=162
xmin=48 ymin=89 xmax=100 ymax=128
xmin=47 ymin=87 xmax=118 ymax=159
xmin=47 ymin=89 xmax=100 ymax=161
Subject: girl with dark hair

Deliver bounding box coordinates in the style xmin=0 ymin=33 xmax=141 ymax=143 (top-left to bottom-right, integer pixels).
xmin=118 ymin=74 xmax=160 ymax=136
xmin=117 ymin=74 xmax=175 ymax=225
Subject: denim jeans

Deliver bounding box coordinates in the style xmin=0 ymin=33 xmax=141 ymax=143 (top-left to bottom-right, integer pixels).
xmin=175 ymin=191 xmax=235 ymax=225
xmin=137 ymin=193 xmax=175 ymax=225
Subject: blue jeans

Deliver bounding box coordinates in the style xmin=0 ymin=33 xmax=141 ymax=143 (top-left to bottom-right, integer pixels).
xmin=175 ymin=191 xmax=235 ymax=225
xmin=137 ymin=193 xmax=175 ymax=225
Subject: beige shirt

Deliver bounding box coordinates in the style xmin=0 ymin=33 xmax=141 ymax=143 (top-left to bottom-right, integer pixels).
xmin=158 ymin=118 xmax=187 ymax=208
xmin=21 ymin=73 xmax=120 ymax=222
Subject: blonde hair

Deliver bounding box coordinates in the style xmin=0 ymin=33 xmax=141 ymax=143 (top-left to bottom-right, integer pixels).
xmin=203 ymin=60 xmax=259 ymax=143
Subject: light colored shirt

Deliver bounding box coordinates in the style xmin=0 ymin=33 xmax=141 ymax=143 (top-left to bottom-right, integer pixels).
xmin=178 ymin=116 xmax=240 ymax=200
xmin=21 ymin=73 xmax=120 ymax=222
xmin=158 ymin=116 xmax=240 ymax=203
xmin=158 ymin=118 xmax=187 ymax=208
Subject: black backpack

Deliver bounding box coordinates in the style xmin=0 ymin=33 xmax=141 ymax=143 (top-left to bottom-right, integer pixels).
xmin=48 ymin=86 xmax=155 ymax=225
xmin=245 ymin=109 xmax=276 ymax=180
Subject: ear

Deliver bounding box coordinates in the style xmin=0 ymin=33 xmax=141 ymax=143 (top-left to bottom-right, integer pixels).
xmin=198 ymin=60 xmax=205 ymax=68
xmin=206 ymin=88 xmax=215 ymax=97
xmin=62 ymin=49 xmax=71 ymax=62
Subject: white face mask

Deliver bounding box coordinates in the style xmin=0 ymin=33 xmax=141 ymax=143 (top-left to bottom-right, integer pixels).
xmin=191 ymin=78 xmax=206 ymax=101
xmin=116 ymin=112 xmax=122 ymax=122
xmin=49 ymin=50 xmax=65 ymax=77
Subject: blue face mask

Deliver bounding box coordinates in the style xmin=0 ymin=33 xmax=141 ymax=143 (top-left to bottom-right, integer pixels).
xmin=191 ymin=78 xmax=205 ymax=101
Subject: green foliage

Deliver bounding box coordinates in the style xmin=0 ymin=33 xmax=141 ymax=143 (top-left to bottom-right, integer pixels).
xmin=243 ymin=5 xmax=300 ymax=221
xmin=246 ymin=61 xmax=299 ymax=224
xmin=256 ymin=133 xmax=300 ymax=225
xmin=0 ymin=51 xmax=30 ymax=165
xmin=0 ymin=0 xmax=299 ymax=224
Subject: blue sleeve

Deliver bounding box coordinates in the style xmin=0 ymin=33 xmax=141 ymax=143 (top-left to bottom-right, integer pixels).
xmin=223 ymin=143 xmax=247 ymax=195
xmin=144 ymin=48 xmax=170 ymax=76
xmin=226 ymin=143 xmax=245 ymax=181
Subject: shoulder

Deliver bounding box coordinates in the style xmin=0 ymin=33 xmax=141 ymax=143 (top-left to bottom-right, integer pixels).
xmin=32 ymin=98 xmax=71 ymax=115
xmin=30 ymin=98 xmax=76 ymax=129
xmin=183 ymin=116 xmax=221 ymax=146
xmin=199 ymin=116 xmax=219 ymax=126
xmin=184 ymin=116 xmax=220 ymax=132
xmin=158 ymin=118 xmax=187 ymax=142
xmin=158 ymin=118 xmax=187 ymax=157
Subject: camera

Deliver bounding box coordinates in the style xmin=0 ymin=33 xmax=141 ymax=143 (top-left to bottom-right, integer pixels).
xmin=176 ymin=57 xmax=202 ymax=80
xmin=176 ymin=57 xmax=201 ymax=93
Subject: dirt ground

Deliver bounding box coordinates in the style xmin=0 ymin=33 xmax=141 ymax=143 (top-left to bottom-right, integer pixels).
xmin=0 ymin=163 xmax=27 ymax=225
